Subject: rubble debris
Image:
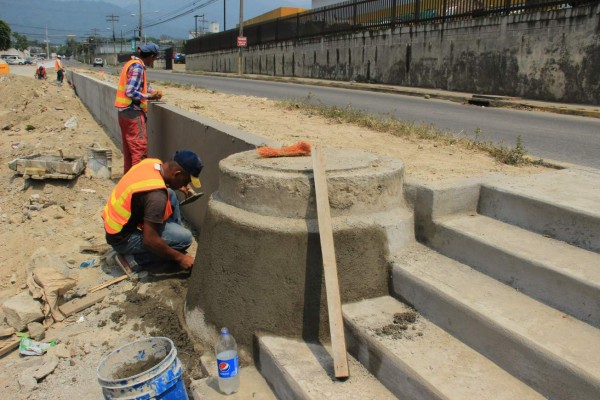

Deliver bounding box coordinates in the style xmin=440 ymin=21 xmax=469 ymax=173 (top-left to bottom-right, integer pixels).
xmin=375 ymin=310 xmax=420 ymax=340
xmin=3 ymin=292 xmax=44 ymax=331
xmin=8 ymin=153 xmax=85 ymax=180
xmin=27 ymin=322 xmax=46 ymax=341
xmin=27 ymin=265 xmax=77 ymax=324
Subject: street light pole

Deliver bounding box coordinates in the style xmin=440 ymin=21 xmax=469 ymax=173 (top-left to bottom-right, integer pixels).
xmin=224 ymin=0 xmax=226 ymax=31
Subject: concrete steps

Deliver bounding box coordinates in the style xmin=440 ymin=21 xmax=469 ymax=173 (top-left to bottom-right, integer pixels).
xmin=428 ymin=213 xmax=600 ymax=327
xmin=392 ymin=243 xmax=600 ymax=400
xmin=477 ymin=170 xmax=600 ymax=253
xmin=255 ymin=334 xmax=396 ymax=400
xmin=342 ymin=296 xmax=545 ymax=400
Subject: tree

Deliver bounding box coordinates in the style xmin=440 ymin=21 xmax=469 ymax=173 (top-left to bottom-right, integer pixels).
xmin=0 ymin=20 xmax=11 ymax=50
xmin=12 ymin=32 xmax=28 ymax=51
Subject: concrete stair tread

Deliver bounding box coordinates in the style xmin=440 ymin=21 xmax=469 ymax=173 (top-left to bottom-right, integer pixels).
xmin=190 ymin=366 xmax=276 ymax=400
xmin=257 ymin=335 xmax=396 ymax=400
xmin=438 ymin=213 xmax=600 ymax=284
xmin=343 ymin=296 xmax=545 ymax=400
xmin=483 ymin=170 xmax=600 ymax=217
xmin=393 ymin=243 xmax=600 ymax=377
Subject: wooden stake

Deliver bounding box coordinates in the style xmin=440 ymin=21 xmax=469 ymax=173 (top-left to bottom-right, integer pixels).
xmin=89 ymin=275 xmax=128 ymax=293
xmin=311 ymin=146 xmax=349 ymax=379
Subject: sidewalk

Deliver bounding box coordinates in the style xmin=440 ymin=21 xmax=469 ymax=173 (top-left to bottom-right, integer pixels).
xmin=175 ymin=68 xmax=600 ymax=119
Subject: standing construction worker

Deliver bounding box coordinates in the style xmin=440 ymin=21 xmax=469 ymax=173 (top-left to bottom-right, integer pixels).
xmin=54 ymin=56 xmax=64 ymax=85
xmin=103 ymin=150 xmax=202 ymax=273
xmin=114 ymin=42 xmax=162 ymax=174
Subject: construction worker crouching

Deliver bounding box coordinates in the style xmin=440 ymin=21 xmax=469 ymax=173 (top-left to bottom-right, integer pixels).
xmin=102 ymin=150 xmax=203 ymax=274
xmin=35 ymin=65 xmax=47 ymax=80
xmin=114 ymin=42 xmax=163 ymax=174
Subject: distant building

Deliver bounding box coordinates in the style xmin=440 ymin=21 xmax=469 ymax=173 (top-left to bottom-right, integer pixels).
xmin=242 ymin=7 xmax=307 ymax=27
xmin=312 ymin=0 xmax=344 ymax=8
xmin=209 ymin=22 xmax=219 ymax=33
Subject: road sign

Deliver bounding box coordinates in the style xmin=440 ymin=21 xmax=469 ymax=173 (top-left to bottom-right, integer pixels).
xmin=237 ymin=36 xmax=247 ymax=48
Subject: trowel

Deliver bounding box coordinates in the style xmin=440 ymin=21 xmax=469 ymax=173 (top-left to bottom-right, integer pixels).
xmin=180 ymin=190 xmax=204 ymax=206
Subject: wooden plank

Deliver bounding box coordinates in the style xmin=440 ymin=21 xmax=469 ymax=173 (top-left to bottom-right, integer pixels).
xmin=79 ymin=243 xmax=111 ymax=254
xmin=59 ymin=289 xmax=109 ymax=317
xmin=311 ymin=146 xmax=349 ymax=379
xmin=89 ymin=275 xmax=128 ymax=293
xmin=0 ymin=338 xmax=20 ymax=358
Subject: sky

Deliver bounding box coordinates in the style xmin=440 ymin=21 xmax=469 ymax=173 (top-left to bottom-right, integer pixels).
xmin=1 ymin=0 xmax=317 ymax=43
xmin=101 ymin=0 xmax=313 ymax=36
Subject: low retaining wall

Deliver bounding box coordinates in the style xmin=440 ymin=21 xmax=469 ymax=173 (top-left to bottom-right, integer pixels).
xmin=68 ymin=71 xmax=279 ymax=228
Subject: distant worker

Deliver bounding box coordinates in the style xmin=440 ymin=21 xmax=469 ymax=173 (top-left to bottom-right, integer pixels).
xmin=35 ymin=65 xmax=47 ymax=80
xmin=54 ymin=56 xmax=65 ymax=85
xmin=114 ymin=42 xmax=162 ymax=173
xmin=102 ymin=150 xmax=203 ymax=273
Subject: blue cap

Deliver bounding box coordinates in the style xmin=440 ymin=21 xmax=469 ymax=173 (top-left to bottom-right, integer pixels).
xmin=173 ymin=150 xmax=203 ymax=188
xmin=139 ymin=42 xmax=160 ymax=55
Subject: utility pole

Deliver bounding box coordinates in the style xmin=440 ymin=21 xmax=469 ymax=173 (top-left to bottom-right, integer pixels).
xmin=45 ymin=26 xmax=49 ymax=59
xmin=224 ymin=0 xmax=226 ymax=31
xmin=106 ymin=14 xmax=119 ymax=63
xmin=194 ymin=14 xmax=201 ymax=38
xmin=237 ymin=0 xmax=244 ymax=75
xmin=138 ymin=0 xmax=143 ymax=43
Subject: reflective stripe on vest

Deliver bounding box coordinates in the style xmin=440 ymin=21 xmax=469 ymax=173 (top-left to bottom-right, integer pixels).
xmin=114 ymin=59 xmax=148 ymax=112
xmin=102 ymin=158 xmax=172 ymax=234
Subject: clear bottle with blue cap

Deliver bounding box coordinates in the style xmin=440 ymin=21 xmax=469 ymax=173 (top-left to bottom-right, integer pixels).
xmin=215 ymin=327 xmax=240 ymax=394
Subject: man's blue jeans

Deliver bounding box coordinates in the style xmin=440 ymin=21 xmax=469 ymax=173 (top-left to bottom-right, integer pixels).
xmin=111 ymin=189 xmax=192 ymax=267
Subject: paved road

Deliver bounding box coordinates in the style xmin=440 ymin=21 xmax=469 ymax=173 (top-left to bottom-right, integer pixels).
xmin=19 ymin=62 xmax=599 ymax=168
xmin=144 ymin=71 xmax=600 ymax=169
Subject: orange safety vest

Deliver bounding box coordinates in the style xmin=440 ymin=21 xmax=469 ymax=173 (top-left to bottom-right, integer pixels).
xmin=114 ymin=58 xmax=148 ymax=112
xmin=102 ymin=158 xmax=172 ymax=234
xmin=54 ymin=59 xmax=62 ymax=71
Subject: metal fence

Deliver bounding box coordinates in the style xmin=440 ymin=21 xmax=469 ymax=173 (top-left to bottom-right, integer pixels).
xmin=186 ymin=0 xmax=595 ymax=54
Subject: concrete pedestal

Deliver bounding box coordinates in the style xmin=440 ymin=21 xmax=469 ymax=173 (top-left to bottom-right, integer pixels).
xmin=185 ymin=148 xmax=413 ymax=346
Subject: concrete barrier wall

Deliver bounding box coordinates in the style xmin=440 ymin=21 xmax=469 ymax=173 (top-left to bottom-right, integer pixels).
xmin=186 ymin=4 xmax=600 ymax=105
xmin=68 ymin=71 xmax=280 ymax=228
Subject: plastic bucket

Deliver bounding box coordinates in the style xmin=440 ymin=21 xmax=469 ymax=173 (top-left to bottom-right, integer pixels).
xmin=97 ymin=337 xmax=188 ymax=400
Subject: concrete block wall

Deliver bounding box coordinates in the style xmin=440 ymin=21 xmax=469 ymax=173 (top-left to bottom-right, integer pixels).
xmin=67 ymin=71 xmax=280 ymax=229
xmin=186 ymin=4 xmax=600 ymax=105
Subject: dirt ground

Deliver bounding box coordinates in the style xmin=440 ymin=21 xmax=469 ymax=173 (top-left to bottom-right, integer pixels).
xmin=0 ymin=67 xmax=546 ymax=399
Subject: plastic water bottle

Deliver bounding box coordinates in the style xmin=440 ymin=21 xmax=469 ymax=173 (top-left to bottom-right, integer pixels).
xmin=216 ymin=327 xmax=240 ymax=394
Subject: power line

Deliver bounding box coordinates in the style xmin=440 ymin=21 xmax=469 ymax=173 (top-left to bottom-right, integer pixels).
xmin=144 ymin=0 xmax=220 ymax=29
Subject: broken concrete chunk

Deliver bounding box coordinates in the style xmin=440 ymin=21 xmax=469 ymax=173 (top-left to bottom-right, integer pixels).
xmin=27 ymin=247 xmax=70 ymax=275
xmin=27 ymin=322 xmax=45 ymax=341
xmin=0 ymin=326 xmax=15 ymax=338
xmin=46 ymin=343 xmax=70 ymax=359
xmin=27 ymin=354 xmax=59 ymax=380
xmin=64 ymin=116 xmax=78 ymax=129
xmin=3 ymin=291 xmax=44 ymax=331
xmin=18 ymin=371 xmax=37 ymax=392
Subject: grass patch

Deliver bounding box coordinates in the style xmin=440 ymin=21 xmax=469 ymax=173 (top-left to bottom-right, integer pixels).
xmin=279 ymin=99 xmax=542 ymax=166
xmin=25 ymin=124 xmax=35 ymax=131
